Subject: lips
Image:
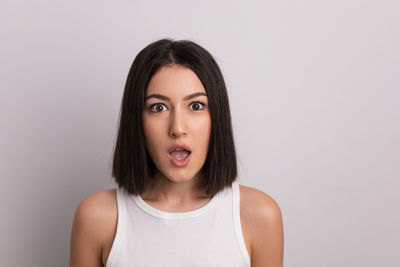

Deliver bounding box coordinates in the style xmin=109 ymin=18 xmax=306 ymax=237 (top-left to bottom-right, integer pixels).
xmin=168 ymin=143 xmax=192 ymax=167
xmin=168 ymin=143 xmax=192 ymax=154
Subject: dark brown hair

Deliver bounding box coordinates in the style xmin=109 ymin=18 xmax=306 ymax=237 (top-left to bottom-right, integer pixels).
xmin=112 ymin=38 xmax=237 ymax=196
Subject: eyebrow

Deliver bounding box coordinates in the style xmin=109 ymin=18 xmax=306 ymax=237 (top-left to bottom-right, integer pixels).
xmin=145 ymin=92 xmax=207 ymax=101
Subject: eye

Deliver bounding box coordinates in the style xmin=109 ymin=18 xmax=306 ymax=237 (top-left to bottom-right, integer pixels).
xmin=189 ymin=101 xmax=206 ymax=111
xmin=149 ymin=103 xmax=167 ymax=113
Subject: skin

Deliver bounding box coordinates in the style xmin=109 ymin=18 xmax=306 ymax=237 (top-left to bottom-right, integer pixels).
xmin=69 ymin=64 xmax=284 ymax=267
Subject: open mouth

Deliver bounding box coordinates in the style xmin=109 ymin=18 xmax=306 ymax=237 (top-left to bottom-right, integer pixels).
xmin=168 ymin=149 xmax=192 ymax=161
xmin=167 ymin=144 xmax=192 ymax=167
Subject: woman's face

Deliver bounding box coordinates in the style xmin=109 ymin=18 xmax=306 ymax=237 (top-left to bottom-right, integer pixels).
xmin=142 ymin=64 xmax=211 ymax=183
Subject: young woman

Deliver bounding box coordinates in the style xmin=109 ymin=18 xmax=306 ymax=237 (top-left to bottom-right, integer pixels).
xmin=70 ymin=39 xmax=284 ymax=267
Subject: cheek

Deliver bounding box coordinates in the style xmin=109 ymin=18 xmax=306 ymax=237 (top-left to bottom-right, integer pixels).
xmin=190 ymin=115 xmax=211 ymax=141
xmin=142 ymin=118 xmax=165 ymax=151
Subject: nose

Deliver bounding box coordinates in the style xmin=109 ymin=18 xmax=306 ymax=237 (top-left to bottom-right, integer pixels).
xmin=169 ymin=109 xmax=187 ymax=138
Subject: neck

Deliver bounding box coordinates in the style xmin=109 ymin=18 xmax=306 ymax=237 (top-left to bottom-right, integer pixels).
xmin=141 ymin=171 xmax=210 ymax=206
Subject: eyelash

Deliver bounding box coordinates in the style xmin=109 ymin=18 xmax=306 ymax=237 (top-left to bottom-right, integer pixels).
xmin=149 ymin=101 xmax=206 ymax=113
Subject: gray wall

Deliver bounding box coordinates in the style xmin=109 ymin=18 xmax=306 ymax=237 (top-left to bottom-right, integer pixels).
xmin=1 ymin=0 xmax=399 ymax=266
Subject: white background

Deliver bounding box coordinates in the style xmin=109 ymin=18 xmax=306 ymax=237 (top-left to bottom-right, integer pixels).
xmin=1 ymin=0 xmax=399 ymax=266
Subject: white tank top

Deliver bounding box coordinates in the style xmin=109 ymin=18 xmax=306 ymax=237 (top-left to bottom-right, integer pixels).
xmin=106 ymin=180 xmax=251 ymax=267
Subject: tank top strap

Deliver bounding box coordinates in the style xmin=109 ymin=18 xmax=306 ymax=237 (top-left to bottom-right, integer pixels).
xmin=232 ymin=180 xmax=251 ymax=266
xmin=105 ymin=187 xmax=127 ymax=267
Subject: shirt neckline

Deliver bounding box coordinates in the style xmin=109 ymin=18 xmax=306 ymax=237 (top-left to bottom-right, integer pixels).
xmin=132 ymin=190 xmax=220 ymax=220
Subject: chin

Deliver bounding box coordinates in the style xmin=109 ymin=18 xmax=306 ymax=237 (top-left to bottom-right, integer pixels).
xmin=153 ymin=158 xmax=203 ymax=183
xmin=166 ymin=173 xmax=196 ymax=183
xmin=161 ymin=168 xmax=200 ymax=183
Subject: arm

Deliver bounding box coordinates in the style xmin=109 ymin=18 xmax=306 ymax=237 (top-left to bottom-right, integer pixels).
xmin=69 ymin=193 xmax=108 ymax=267
xmin=248 ymin=191 xmax=284 ymax=267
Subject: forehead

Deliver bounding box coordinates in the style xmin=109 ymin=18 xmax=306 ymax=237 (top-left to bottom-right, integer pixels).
xmin=146 ymin=65 xmax=206 ymax=96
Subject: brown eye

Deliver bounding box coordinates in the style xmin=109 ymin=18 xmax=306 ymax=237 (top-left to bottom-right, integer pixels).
xmin=150 ymin=103 xmax=167 ymax=113
xmin=189 ymin=102 xmax=205 ymax=111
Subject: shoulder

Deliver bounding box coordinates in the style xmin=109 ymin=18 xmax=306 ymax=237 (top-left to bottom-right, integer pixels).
xmin=239 ymin=185 xmax=282 ymax=223
xmin=73 ymin=188 xmax=117 ymax=232
xmin=239 ymin=184 xmax=284 ymax=267
xmin=75 ymin=188 xmax=117 ymax=214
xmin=70 ymin=188 xmax=118 ymax=266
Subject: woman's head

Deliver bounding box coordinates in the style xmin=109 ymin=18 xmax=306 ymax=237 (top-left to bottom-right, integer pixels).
xmin=143 ymin=64 xmax=211 ymax=190
xmin=112 ymin=38 xmax=237 ymax=196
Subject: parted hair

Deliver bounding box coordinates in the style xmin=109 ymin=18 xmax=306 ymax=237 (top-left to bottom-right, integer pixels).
xmin=112 ymin=38 xmax=237 ymax=196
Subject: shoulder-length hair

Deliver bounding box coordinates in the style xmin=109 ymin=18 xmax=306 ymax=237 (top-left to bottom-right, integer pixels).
xmin=112 ymin=38 xmax=237 ymax=196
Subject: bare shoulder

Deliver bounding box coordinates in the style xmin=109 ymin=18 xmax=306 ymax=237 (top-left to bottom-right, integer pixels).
xmin=239 ymin=184 xmax=284 ymax=267
xmin=75 ymin=188 xmax=117 ymax=219
xmin=70 ymin=188 xmax=118 ymax=267
xmin=239 ymin=185 xmax=282 ymax=222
